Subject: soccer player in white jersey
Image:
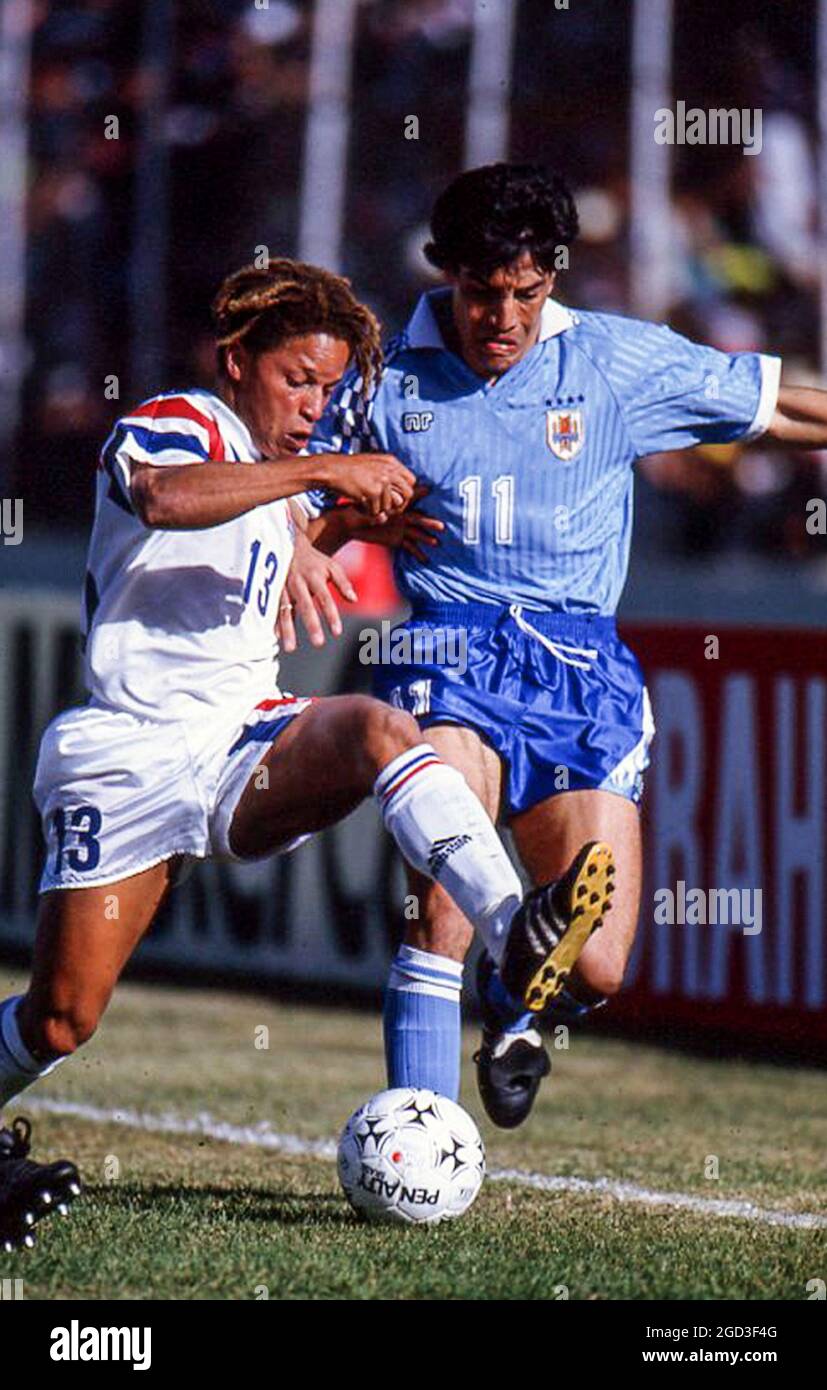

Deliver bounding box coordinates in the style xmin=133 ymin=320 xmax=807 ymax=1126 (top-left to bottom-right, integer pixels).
xmin=0 ymin=256 xmax=611 ymax=1250
xmin=298 ymin=163 xmax=827 ymax=1129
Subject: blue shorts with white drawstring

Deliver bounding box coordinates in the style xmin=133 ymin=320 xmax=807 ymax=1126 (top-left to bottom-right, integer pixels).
xmin=371 ymin=602 xmax=654 ymax=819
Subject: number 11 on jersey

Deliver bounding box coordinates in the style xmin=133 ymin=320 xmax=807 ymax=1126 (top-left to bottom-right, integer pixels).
xmin=459 ymin=474 xmax=514 ymax=546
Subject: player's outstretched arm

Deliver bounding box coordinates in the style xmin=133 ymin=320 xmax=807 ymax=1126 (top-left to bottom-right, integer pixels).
xmin=129 ymin=452 xmax=416 ymax=530
xmin=307 ymin=486 xmax=444 ymax=562
xmin=767 ymin=385 xmax=827 ymax=448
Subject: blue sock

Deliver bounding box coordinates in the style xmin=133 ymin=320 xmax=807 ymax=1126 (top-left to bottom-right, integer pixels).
xmin=483 ymin=968 xmax=536 ymax=1035
xmin=545 ymin=985 xmax=607 ymax=1022
xmin=483 ymin=964 xmax=607 ymax=1034
xmin=383 ymin=945 xmax=463 ymax=1101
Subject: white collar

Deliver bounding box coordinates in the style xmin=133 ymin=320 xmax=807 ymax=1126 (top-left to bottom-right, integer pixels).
xmin=405 ymin=289 xmax=576 ymax=350
xmin=538 ymin=297 xmax=577 ymax=340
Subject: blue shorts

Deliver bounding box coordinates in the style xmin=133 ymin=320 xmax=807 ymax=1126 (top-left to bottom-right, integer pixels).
xmin=371 ymin=602 xmax=654 ymax=819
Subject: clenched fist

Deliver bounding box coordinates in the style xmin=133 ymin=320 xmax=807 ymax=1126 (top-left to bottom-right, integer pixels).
xmin=314 ymin=452 xmax=416 ymax=518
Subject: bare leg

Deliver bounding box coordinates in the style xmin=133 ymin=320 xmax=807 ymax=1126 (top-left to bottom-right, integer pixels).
xmin=17 ymin=860 xmax=175 ymax=1060
xmin=228 ymin=696 xmax=522 ymax=966
xmin=228 ymin=695 xmax=422 ymax=857
xmin=389 ymin=731 xmax=640 ymax=998
xmin=511 ymin=789 xmax=642 ymax=998
xmin=0 ymin=863 xmax=176 ymax=1248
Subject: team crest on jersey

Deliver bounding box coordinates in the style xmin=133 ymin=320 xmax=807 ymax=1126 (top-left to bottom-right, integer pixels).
xmin=546 ymin=407 xmax=585 ymax=461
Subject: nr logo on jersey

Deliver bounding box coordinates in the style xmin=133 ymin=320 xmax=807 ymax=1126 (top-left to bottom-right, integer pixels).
xmin=403 ymin=411 xmax=434 ymax=433
xmin=546 ymin=407 xmax=585 ymax=461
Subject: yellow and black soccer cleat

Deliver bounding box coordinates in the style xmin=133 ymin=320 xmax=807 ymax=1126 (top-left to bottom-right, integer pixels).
xmin=501 ymin=841 xmax=616 ymax=1014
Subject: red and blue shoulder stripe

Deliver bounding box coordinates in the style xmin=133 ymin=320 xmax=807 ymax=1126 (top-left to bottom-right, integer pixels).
xmin=128 ymin=394 xmax=226 ymax=461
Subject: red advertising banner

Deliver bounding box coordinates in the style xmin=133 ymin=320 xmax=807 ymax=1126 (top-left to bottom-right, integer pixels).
xmin=612 ymin=623 xmax=826 ymax=1053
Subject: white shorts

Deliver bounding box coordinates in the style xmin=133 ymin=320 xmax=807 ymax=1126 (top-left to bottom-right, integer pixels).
xmin=33 ymin=695 xmax=315 ymax=892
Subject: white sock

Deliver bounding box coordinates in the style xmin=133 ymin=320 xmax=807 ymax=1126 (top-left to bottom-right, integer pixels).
xmin=374 ymin=745 xmax=522 ymax=963
xmin=0 ymin=996 xmax=64 ymax=1109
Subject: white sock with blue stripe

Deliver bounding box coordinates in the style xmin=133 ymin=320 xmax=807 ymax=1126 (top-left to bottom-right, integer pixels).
xmin=374 ymin=745 xmax=522 ymax=964
xmin=0 ymin=996 xmax=64 ymax=1108
xmin=383 ymin=945 xmax=463 ymax=1100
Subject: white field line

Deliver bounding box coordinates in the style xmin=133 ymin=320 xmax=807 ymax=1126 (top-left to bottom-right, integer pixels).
xmin=26 ymin=1096 xmax=827 ymax=1231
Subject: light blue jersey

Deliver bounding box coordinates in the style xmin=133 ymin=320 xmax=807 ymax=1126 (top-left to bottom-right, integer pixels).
xmin=308 ymin=289 xmax=780 ymax=615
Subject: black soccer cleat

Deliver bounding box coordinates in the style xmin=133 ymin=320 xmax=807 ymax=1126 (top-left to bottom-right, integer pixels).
xmin=0 ymin=1116 xmax=82 ymax=1252
xmin=474 ymin=1027 xmax=551 ymax=1129
xmin=501 ymin=841 xmax=616 ymax=1014
xmin=474 ymin=951 xmax=551 ymax=1129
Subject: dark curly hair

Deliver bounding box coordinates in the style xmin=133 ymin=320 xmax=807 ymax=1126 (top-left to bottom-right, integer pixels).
xmin=424 ymin=163 xmax=579 ymax=277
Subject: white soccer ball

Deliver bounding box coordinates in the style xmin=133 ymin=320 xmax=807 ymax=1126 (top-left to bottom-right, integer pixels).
xmin=337 ymin=1087 xmax=485 ymax=1225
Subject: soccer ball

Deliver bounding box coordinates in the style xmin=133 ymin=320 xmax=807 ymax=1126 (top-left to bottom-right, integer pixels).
xmin=337 ymin=1087 xmax=485 ymax=1225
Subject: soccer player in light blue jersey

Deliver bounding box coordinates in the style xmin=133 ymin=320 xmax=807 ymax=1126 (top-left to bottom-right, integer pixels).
xmin=1 ymin=255 xmax=608 ymax=1249
xmin=298 ymin=163 xmax=827 ymax=1127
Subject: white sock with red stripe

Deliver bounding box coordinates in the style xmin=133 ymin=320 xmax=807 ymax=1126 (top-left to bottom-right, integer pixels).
xmin=374 ymin=745 xmax=522 ymax=963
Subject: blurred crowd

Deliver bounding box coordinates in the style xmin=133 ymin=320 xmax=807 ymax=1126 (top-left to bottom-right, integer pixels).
xmin=12 ymin=0 xmax=827 ymax=566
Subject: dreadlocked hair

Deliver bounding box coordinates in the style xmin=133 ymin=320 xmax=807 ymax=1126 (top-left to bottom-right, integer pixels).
xmin=212 ymin=258 xmax=383 ymax=388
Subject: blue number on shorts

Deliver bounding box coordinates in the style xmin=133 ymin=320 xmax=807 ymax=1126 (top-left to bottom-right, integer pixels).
xmin=53 ymin=805 xmax=102 ymax=875
xmin=243 ymin=539 xmax=278 ymax=615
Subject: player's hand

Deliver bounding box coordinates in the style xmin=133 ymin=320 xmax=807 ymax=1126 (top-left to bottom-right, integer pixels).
xmin=278 ymin=531 xmax=357 ymax=651
xmin=316 ymin=453 xmax=416 ymax=517
xmin=358 ymin=485 xmax=444 ymax=562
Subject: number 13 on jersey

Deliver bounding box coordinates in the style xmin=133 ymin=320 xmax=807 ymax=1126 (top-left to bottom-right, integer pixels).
xmin=242 ymin=539 xmax=279 ymax=615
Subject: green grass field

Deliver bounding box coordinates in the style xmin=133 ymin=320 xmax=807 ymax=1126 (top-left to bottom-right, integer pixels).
xmin=0 ymin=964 xmax=824 ymax=1300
